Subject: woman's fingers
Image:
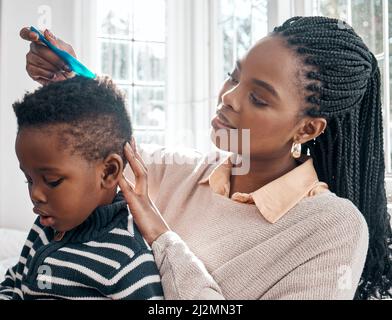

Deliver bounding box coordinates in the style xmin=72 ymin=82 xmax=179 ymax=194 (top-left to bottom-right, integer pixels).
xmin=19 ymin=27 xmax=39 ymax=42
xmin=30 ymin=41 xmax=69 ymax=72
xmin=120 ymin=143 xmax=171 ymax=245
xmin=24 ymin=29 xmax=70 ymax=72
xmin=122 ymin=173 xmax=135 ymax=190
xmin=130 ymin=138 xmax=148 ymax=172
xmin=119 ymin=175 xmax=134 ymax=196
xmin=26 ymin=51 xmax=60 ymax=73
xmin=26 ymin=63 xmax=56 ymax=81
xmin=20 ymin=27 xmax=76 ymax=83
xmin=124 ymin=143 xmax=148 ymax=194
xmin=36 ymin=78 xmax=49 ymax=86
xmin=118 ymin=176 xmax=138 ymax=210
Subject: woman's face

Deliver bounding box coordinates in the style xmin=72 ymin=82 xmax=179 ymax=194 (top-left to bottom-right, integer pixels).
xmin=212 ymin=35 xmax=308 ymax=160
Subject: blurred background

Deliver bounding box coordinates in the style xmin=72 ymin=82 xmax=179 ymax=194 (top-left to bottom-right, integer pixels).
xmin=0 ymin=0 xmax=391 ymax=231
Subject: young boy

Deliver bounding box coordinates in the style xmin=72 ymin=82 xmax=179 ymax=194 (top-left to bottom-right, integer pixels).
xmin=0 ymin=76 xmax=164 ymax=300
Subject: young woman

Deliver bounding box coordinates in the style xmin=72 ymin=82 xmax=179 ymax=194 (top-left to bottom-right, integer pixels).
xmin=20 ymin=16 xmax=392 ymax=299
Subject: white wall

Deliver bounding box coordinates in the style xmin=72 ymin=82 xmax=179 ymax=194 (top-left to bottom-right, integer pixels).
xmin=0 ymin=0 xmax=79 ymax=230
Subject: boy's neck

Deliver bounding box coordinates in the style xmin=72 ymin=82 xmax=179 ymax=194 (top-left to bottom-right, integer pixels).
xmin=99 ymin=188 xmax=118 ymax=207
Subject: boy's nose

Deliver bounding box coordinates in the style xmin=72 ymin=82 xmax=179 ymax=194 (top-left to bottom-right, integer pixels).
xmin=30 ymin=185 xmax=47 ymax=205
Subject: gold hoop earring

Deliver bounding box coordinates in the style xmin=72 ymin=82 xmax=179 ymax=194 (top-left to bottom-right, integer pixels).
xmin=291 ymin=142 xmax=301 ymax=159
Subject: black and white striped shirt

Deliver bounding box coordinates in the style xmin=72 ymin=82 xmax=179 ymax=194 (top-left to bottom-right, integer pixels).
xmin=0 ymin=193 xmax=164 ymax=300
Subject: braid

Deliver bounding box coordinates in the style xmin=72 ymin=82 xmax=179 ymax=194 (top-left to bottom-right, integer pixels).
xmin=274 ymin=16 xmax=392 ymax=299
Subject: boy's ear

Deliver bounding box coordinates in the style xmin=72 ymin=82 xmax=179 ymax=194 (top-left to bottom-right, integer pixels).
xmin=100 ymin=154 xmax=124 ymax=189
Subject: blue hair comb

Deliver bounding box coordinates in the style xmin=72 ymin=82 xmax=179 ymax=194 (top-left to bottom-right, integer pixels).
xmin=30 ymin=26 xmax=96 ymax=79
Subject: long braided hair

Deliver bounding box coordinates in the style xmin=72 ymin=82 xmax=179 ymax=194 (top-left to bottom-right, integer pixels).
xmin=273 ymin=16 xmax=392 ymax=299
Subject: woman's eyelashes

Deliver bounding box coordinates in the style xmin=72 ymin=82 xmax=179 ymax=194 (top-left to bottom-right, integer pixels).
xmin=227 ymin=72 xmax=268 ymax=107
xmin=249 ymin=92 xmax=268 ymax=107
xmin=227 ymin=72 xmax=239 ymax=85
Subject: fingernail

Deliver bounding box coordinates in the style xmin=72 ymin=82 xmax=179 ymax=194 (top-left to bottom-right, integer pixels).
xmin=125 ymin=142 xmax=133 ymax=154
xmin=45 ymin=29 xmax=55 ymax=39
xmin=30 ymin=31 xmax=39 ymax=41
xmin=131 ymin=137 xmax=136 ymax=150
xmin=63 ymin=65 xmax=72 ymax=73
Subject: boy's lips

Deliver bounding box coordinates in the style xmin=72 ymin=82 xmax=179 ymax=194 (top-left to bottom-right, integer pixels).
xmin=33 ymin=207 xmax=55 ymax=227
xmin=33 ymin=207 xmax=50 ymax=216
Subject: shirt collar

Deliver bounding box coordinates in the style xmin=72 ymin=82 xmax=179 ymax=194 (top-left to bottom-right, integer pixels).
xmin=66 ymin=192 xmax=128 ymax=243
xmin=199 ymin=154 xmax=328 ymax=224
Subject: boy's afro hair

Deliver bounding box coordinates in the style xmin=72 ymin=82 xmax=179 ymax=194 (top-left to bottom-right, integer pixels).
xmin=13 ymin=76 xmax=132 ymax=162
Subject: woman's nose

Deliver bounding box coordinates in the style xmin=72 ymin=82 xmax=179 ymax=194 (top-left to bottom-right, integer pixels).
xmin=221 ymin=85 xmax=241 ymax=112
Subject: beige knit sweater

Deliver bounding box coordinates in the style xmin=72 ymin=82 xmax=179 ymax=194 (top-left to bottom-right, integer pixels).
xmin=126 ymin=144 xmax=369 ymax=300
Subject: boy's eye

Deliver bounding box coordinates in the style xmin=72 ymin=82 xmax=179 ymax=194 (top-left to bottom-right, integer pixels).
xmin=45 ymin=178 xmax=64 ymax=188
xmin=24 ymin=175 xmax=33 ymax=185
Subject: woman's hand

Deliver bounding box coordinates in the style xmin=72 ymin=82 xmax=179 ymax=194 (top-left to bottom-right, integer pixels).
xmin=19 ymin=27 xmax=76 ymax=85
xmin=119 ymin=139 xmax=170 ymax=246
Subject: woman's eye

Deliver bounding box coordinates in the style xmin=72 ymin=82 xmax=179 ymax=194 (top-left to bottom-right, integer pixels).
xmin=249 ymin=93 xmax=268 ymax=107
xmin=227 ymin=72 xmax=239 ymax=85
xmin=46 ymin=178 xmax=64 ymax=188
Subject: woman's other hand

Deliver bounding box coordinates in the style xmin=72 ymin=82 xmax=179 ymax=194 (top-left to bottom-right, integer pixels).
xmin=20 ymin=27 xmax=76 ymax=85
xmin=119 ymin=139 xmax=170 ymax=245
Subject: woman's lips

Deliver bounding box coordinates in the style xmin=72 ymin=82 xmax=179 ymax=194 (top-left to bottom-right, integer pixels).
xmin=211 ymin=112 xmax=236 ymax=130
xmin=33 ymin=207 xmax=55 ymax=227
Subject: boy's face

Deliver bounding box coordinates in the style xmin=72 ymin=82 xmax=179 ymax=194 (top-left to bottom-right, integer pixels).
xmin=15 ymin=127 xmax=106 ymax=232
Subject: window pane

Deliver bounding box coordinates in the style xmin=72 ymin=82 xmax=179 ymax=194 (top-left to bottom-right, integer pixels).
xmin=235 ymin=1 xmax=253 ymax=59
xmin=97 ymin=0 xmax=168 ymax=145
xmin=351 ymin=0 xmax=383 ymax=55
xmin=220 ymin=0 xmax=235 ymax=79
xmin=390 ymin=1 xmax=392 ymax=116
xmin=118 ymin=85 xmax=133 ymax=114
xmin=133 ymin=87 xmax=165 ymax=128
xmin=100 ymin=41 xmax=131 ymax=80
xmin=133 ymin=0 xmax=166 ymax=42
xmin=318 ymin=0 xmax=348 ymax=20
xmin=133 ymin=130 xmax=165 ymax=145
xmin=378 ymin=58 xmax=384 ymax=105
xmin=219 ymin=0 xmax=268 ymax=80
xmin=388 ymin=0 xmax=392 ymax=172
xmin=98 ymin=0 xmax=132 ymax=37
xmin=134 ymin=42 xmax=166 ymax=83
xmin=251 ymin=0 xmax=269 ymax=43
xmin=377 ymin=58 xmax=388 ymax=166
xmin=316 ymin=0 xmax=383 ymax=55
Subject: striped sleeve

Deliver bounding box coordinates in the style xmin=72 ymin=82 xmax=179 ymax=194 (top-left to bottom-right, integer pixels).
xmin=100 ymin=249 xmax=164 ymax=300
xmin=0 ymin=264 xmax=18 ymax=300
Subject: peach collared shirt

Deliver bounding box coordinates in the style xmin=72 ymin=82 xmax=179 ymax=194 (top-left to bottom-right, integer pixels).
xmin=199 ymin=156 xmax=329 ymax=224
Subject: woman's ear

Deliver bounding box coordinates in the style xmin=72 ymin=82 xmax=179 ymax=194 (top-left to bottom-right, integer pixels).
xmin=295 ymin=117 xmax=327 ymax=143
xmin=100 ymin=154 xmax=124 ymax=189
